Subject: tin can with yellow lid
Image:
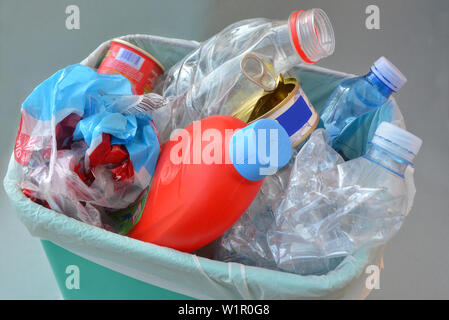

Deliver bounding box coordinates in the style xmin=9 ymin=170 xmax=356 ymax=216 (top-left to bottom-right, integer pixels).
xmin=232 ymin=74 xmax=319 ymax=147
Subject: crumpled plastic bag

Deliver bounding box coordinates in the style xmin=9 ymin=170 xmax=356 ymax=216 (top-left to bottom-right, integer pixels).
xmin=13 ymin=64 xmax=161 ymax=234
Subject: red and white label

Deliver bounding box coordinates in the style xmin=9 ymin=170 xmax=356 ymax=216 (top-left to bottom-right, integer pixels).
xmin=97 ymin=40 xmax=164 ymax=94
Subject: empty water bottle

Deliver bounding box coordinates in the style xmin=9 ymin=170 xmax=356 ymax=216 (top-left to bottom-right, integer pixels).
xmin=320 ymin=57 xmax=407 ymax=151
xmin=152 ymin=9 xmax=335 ymax=140
xmin=158 ymin=9 xmax=335 ymax=97
xmin=267 ymin=123 xmax=422 ymax=275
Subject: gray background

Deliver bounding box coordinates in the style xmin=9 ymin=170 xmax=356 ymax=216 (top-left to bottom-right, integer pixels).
xmin=0 ymin=0 xmax=448 ymax=299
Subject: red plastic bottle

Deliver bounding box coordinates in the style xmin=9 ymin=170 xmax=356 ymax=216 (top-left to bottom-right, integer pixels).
xmin=127 ymin=115 xmax=291 ymax=252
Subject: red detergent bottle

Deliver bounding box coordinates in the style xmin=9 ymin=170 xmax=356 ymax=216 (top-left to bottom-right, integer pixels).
xmin=127 ymin=115 xmax=292 ymax=252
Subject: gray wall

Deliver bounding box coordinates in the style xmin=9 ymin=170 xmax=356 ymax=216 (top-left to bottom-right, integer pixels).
xmin=0 ymin=0 xmax=448 ymax=299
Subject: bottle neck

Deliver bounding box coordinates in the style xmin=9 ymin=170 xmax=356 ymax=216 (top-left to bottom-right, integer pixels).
xmin=363 ymin=143 xmax=411 ymax=177
xmin=365 ymin=71 xmax=394 ymax=98
xmin=274 ymin=24 xmax=303 ymax=66
xmin=274 ymin=9 xmax=335 ymax=68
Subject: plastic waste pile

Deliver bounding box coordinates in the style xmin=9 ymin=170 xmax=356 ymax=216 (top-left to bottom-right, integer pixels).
xmin=217 ymin=126 xmax=421 ymax=275
xmin=10 ymin=8 xmax=422 ymax=276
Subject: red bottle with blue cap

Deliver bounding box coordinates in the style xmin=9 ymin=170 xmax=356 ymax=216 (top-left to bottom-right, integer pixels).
xmin=127 ymin=115 xmax=292 ymax=252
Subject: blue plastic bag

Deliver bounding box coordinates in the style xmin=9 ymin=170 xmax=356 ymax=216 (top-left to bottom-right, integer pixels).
xmin=11 ymin=64 xmax=160 ymax=234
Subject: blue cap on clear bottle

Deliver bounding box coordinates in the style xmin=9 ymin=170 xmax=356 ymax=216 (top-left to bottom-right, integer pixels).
xmin=371 ymin=57 xmax=407 ymax=92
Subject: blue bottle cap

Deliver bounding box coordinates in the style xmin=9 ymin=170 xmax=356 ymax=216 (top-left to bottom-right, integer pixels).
xmin=229 ymin=118 xmax=292 ymax=181
xmin=371 ymin=56 xmax=407 ymax=92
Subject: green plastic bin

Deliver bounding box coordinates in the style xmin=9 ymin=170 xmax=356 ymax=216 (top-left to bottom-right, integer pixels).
xmin=41 ymin=240 xmax=193 ymax=300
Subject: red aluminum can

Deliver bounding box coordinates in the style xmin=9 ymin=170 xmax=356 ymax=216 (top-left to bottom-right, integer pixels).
xmin=97 ymin=39 xmax=165 ymax=94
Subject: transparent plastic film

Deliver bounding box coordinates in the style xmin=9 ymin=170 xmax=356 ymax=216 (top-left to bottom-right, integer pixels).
xmin=12 ymin=65 xmax=162 ymax=234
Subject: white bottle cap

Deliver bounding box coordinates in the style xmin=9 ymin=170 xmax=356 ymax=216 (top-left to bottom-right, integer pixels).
xmin=372 ymin=122 xmax=422 ymax=163
xmin=370 ymin=57 xmax=407 ymax=92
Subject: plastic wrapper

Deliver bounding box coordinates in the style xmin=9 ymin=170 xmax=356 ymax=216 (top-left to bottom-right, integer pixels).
xmin=13 ymin=64 xmax=161 ymax=234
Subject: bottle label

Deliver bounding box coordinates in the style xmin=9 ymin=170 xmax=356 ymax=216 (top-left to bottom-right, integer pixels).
xmin=232 ymin=75 xmax=318 ymax=147
xmin=97 ymin=39 xmax=164 ymax=95
xmin=269 ymin=85 xmax=319 ymax=147
xmin=110 ymin=187 xmax=149 ymax=235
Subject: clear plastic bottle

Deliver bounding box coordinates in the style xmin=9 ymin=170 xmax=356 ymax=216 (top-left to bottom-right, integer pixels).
xmin=153 ymin=9 xmax=335 ymax=140
xmin=159 ymin=9 xmax=335 ymax=97
xmin=267 ymin=122 xmax=422 ymax=275
xmin=215 ymin=128 xmax=343 ymax=273
xmin=320 ymin=57 xmax=407 ymax=151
